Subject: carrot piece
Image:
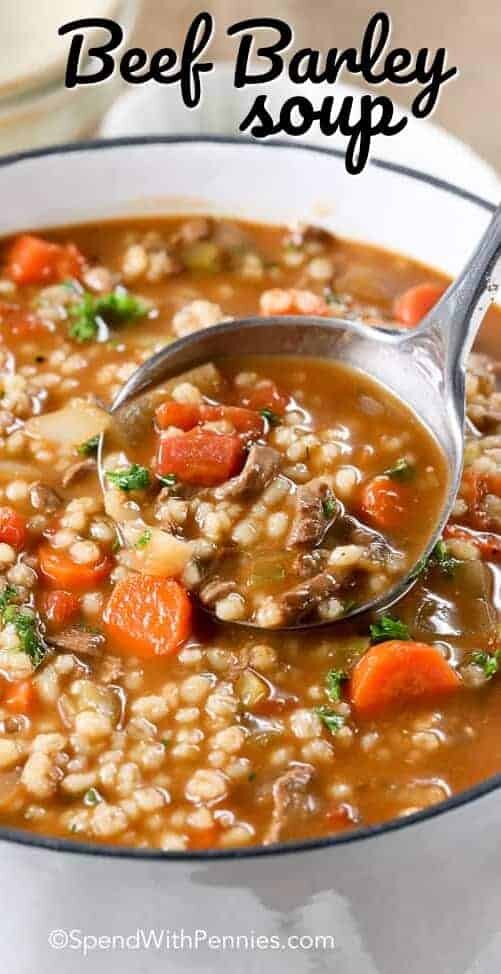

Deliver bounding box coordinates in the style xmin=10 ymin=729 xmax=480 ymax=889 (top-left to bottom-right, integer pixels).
xmin=6 ymin=235 xmax=84 ymax=285
xmin=42 ymin=589 xmax=80 ymax=628
xmin=155 ymin=401 xmax=201 ymax=431
xmin=155 ymin=400 xmax=264 ymax=438
xmin=239 ymin=380 xmax=289 ymax=416
xmin=200 ymin=403 xmax=264 ymax=437
xmin=5 ymin=679 xmax=36 ymax=714
xmin=0 ymin=507 xmax=27 ymax=550
xmin=349 ymin=640 xmax=461 ymax=717
xmin=38 ymin=543 xmax=113 ymax=591
xmin=393 ymin=283 xmax=446 ymax=328
xmin=104 ymin=574 xmax=192 ymax=659
xmin=359 ymin=475 xmax=413 ymax=531
xmin=157 ymin=429 xmax=245 ymax=486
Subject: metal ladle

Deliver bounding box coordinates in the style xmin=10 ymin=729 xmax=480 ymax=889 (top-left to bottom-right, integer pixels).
xmin=101 ymin=205 xmax=501 ymax=629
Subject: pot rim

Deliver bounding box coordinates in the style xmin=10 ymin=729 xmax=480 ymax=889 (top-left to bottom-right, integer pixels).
xmin=0 ymin=133 xmax=497 ymax=862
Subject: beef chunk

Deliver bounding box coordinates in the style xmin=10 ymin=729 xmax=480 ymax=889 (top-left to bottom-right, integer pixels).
xmin=277 ymin=571 xmax=341 ymax=622
xmin=264 ymin=763 xmax=315 ymax=844
xmin=47 ymin=627 xmax=104 ymax=657
xmin=288 ymin=478 xmax=338 ymax=547
xmin=215 ymin=444 xmax=280 ymax=500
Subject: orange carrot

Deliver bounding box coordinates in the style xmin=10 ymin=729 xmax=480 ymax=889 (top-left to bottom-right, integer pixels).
xmin=155 ymin=400 xmax=264 ymax=438
xmin=38 ymin=543 xmax=113 ymax=591
xmin=155 ymin=401 xmax=201 ymax=431
xmin=200 ymin=404 xmax=264 ymax=437
xmin=5 ymin=679 xmax=36 ymax=714
xmin=239 ymin=379 xmax=289 ymax=416
xmin=359 ymin=475 xmax=413 ymax=531
xmin=6 ymin=235 xmax=85 ymax=285
xmin=349 ymin=640 xmax=461 ymax=717
xmin=157 ymin=429 xmax=245 ymax=486
xmin=104 ymin=574 xmax=192 ymax=659
xmin=394 ymin=283 xmax=445 ymax=328
xmin=42 ymin=589 xmax=80 ymax=627
xmin=0 ymin=507 xmax=27 ymax=550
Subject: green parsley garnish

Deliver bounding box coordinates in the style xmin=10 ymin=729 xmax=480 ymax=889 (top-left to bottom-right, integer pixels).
xmin=77 ymin=434 xmax=100 ymax=457
xmin=135 ymin=529 xmax=152 ymax=549
xmin=384 ymin=457 xmax=415 ymax=481
xmin=0 ymin=585 xmax=18 ymax=615
xmin=157 ymin=473 xmax=177 ymax=488
xmin=325 ymin=668 xmax=347 ymax=704
xmin=260 ymin=408 xmax=281 ymax=427
xmin=428 ymin=540 xmax=458 ymax=576
xmin=83 ymin=788 xmax=101 ymax=806
xmin=471 ymin=650 xmax=501 ymax=679
xmin=107 ymin=463 xmax=151 ymax=492
xmin=68 ymin=288 xmax=149 ymax=342
xmin=315 ymin=706 xmax=345 ymax=734
xmin=2 ymin=604 xmax=47 ymax=668
xmin=322 ymin=494 xmax=337 ymax=519
xmin=370 ymin=614 xmax=410 ymax=643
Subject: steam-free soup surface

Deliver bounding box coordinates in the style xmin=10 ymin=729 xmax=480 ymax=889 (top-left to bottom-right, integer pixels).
xmin=0 ymin=216 xmax=499 ymax=850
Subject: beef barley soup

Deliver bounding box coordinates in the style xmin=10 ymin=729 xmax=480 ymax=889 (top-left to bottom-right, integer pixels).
xmin=0 ymin=216 xmax=499 ymax=850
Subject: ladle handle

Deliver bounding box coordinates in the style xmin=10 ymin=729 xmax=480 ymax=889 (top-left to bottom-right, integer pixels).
xmin=419 ymin=202 xmax=501 ymax=375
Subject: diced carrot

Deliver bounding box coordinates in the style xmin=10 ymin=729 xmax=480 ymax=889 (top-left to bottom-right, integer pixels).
xmin=349 ymin=640 xmax=461 ymax=717
xmin=200 ymin=403 xmax=264 ymax=437
xmin=155 ymin=400 xmax=264 ymax=438
xmin=444 ymin=523 xmax=501 ymax=560
xmin=157 ymin=429 xmax=245 ymax=486
xmin=5 ymin=679 xmax=36 ymax=714
xmin=42 ymin=589 xmax=80 ymax=628
xmin=6 ymin=235 xmax=85 ymax=285
xmin=38 ymin=543 xmax=113 ymax=590
xmin=238 ymin=379 xmax=289 ymax=416
xmin=359 ymin=475 xmax=413 ymax=531
xmin=0 ymin=507 xmax=27 ymax=550
xmin=393 ymin=283 xmax=446 ymax=328
xmin=155 ymin=401 xmax=201 ymax=431
xmin=104 ymin=574 xmax=192 ymax=659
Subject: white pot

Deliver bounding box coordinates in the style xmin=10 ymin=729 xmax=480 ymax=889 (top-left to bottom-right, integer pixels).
xmin=0 ymin=138 xmax=499 ymax=974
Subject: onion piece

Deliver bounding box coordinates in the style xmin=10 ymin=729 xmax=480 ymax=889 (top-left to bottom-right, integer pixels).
xmin=24 ymin=401 xmax=110 ymax=449
xmin=0 ymin=460 xmax=41 ymax=482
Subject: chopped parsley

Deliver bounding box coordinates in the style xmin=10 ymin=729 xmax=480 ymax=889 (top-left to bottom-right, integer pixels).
xmin=157 ymin=473 xmax=177 ymax=488
xmin=370 ymin=614 xmax=410 ymax=643
xmin=107 ymin=463 xmax=151 ymax=492
xmin=68 ymin=288 xmax=149 ymax=342
xmin=384 ymin=457 xmax=415 ymax=481
xmin=325 ymin=668 xmax=347 ymax=703
xmin=315 ymin=706 xmax=345 ymax=734
xmin=2 ymin=604 xmax=47 ymax=668
xmin=135 ymin=529 xmax=152 ymax=549
xmin=0 ymin=584 xmax=18 ymax=615
xmin=77 ymin=434 xmax=100 ymax=457
xmin=83 ymin=788 xmax=101 ymax=807
xmin=428 ymin=540 xmax=458 ymax=577
xmin=471 ymin=650 xmax=501 ymax=679
xmin=260 ymin=408 xmax=281 ymax=427
xmin=322 ymin=494 xmax=337 ymax=519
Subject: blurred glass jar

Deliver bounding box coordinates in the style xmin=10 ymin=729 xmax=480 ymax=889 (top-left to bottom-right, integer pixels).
xmin=0 ymin=0 xmax=140 ymax=154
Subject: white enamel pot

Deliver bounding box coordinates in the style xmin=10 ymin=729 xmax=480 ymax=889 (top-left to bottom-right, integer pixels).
xmin=0 ymin=138 xmax=500 ymax=974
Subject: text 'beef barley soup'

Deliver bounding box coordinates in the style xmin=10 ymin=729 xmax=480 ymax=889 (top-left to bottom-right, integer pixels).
xmin=0 ymin=216 xmax=499 ymax=850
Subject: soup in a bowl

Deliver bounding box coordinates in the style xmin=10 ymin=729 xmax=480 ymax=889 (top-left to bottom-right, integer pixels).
xmin=0 ymin=216 xmax=499 ymax=849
